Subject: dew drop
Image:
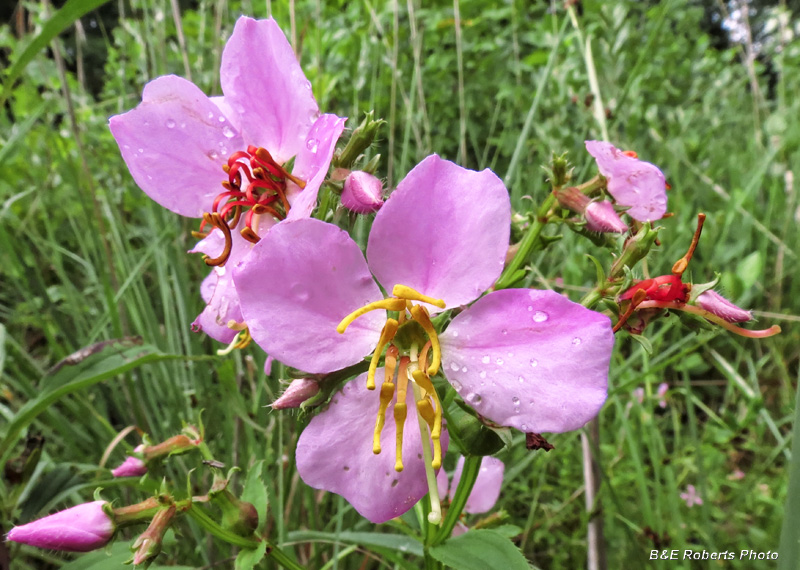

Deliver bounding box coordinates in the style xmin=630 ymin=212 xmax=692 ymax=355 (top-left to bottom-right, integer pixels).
xmin=452 ymin=331 xmax=459 ymax=338
xmin=521 ymin=423 xmax=528 ymax=431
xmin=222 ymin=125 xmax=235 ymax=138
xmin=450 ymin=362 xmax=460 ymax=372
xmin=512 ymin=396 xmax=520 ymax=406
xmin=290 ymin=283 xmax=309 ymax=302
xmin=306 ymin=138 xmax=319 ymax=153
xmin=207 ymin=150 xmax=219 ymax=160
xmin=572 ymin=337 xmax=582 ymax=345
xmin=518 ymin=376 xmax=525 ymax=383
xmin=466 ymin=392 xmax=482 ymax=405
xmin=527 ymin=306 xmax=533 ymax=311
xmin=479 ymin=371 xmax=487 ymax=379
xmin=137 ymin=148 xmax=144 ymax=153
xmin=533 ymin=310 xmax=548 ymax=322
xmin=496 ymin=358 xmax=504 ymax=365
xmin=208 ymin=111 xmax=214 ymax=119
xmin=501 ymin=329 xmax=508 ymax=335
xmin=218 ymin=115 xmax=226 ymax=122
xmin=481 ymin=356 xmax=490 ymax=364
xmin=165 ymin=118 xmax=176 ymax=128
xmin=461 ymin=366 xmax=468 ymax=373
xmin=304 ymin=79 xmax=312 ymax=90
xmin=530 ymin=359 xmax=538 ymax=368
xmin=451 ymin=380 xmax=462 ymax=392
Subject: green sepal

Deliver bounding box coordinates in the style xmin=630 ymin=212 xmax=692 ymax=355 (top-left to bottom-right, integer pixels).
xmin=688 ymin=273 xmax=721 ymax=303
xmin=586 ymin=253 xmax=606 ymax=285
xmin=445 ymin=400 xmax=505 ymax=456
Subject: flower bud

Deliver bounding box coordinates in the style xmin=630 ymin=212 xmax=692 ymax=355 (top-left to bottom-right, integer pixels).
xmin=341 ymin=171 xmax=384 ymax=214
xmin=585 ymin=201 xmax=628 ymax=233
xmin=111 ymin=444 xmax=147 ymax=478
xmin=6 ymin=500 xmax=115 ymax=552
xmin=271 ymin=378 xmax=320 ymax=410
xmin=696 ymin=290 xmax=752 ymax=323
xmin=131 ymin=504 xmax=176 ymax=566
xmin=554 ymin=186 xmax=590 ymax=213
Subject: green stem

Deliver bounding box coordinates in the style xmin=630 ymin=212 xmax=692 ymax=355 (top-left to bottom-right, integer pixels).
xmin=778 ymin=365 xmax=800 ymax=569
xmin=495 ymin=193 xmax=557 ymax=290
xmin=432 ymin=455 xmax=482 ymax=545
xmin=184 ymin=503 xmax=260 ymax=549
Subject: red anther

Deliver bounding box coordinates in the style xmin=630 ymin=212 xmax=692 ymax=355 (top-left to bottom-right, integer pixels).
xmin=228 ymin=151 xmax=251 ymax=165
xmin=219 ymin=200 xmax=255 ymax=220
xmin=247 ymin=145 xmax=259 ymax=155
xmin=622 ymin=150 xmax=638 ymax=158
xmin=620 ymin=274 xmax=689 ymax=304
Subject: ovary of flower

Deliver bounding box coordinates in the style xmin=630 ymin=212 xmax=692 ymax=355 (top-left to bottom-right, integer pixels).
xmin=337 ymin=284 xmax=445 ymax=472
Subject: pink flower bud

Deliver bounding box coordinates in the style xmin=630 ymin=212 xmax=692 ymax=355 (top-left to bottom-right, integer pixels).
xmin=341 ymin=171 xmax=384 ymax=213
xmin=271 ymin=378 xmax=320 ymax=410
xmin=111 ymin=455 xmax=147 ymax=478
xmin=696 ymin=290 xmax=752 ymax=323
xmin=6 ymin=500 xmax=115 ymax=552
xmin=554 ymin=186 xmax=590 ymax=213
xmin=585 ymin=201 xmax=628 ymax=233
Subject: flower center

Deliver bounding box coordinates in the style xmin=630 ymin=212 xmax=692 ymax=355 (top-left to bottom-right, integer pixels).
xmin=337 ymin=284 xmax=445 ymax=473
xmin=196 ymin=146 xmax=307 ymax=267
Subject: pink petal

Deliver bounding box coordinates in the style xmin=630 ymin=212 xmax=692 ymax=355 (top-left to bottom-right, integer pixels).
xmin=6 ymin=501 xmax=114 ymax=552
xmin=286 ymin=114 xmax=347 ymax=220
xmin=233 ymin=219 xmax=384 ymax=373
xmin=109 ymin=75 xmax=243 ymax=217
xmin=439 ymin=289 xmax=614 ymax=433
xmin=111 ymin=456 xmax=148 ymax=478
xmin=696 ymin=290 xmax=752 ymax=323
xmin=450 ymin=456 xmax=505 ymax=514
xmin=436 ymin=466 xmax=449 ymax=499
xmin=584 ymin=201 xmax=628 ymax=233
xmin=220 ymin=17 xmax=319 ymax=163
xmin=585 ymin=141 xmax=667 ymax=222
xmin=367 ymin=155 xmax=510 ymax=311
xmin=191 ymin=268 xmax=242 ymax=344
xmin=296 ymin=371 xmax=448 ymax=523
xmin=341 ymin=171 xmax=384 ymax=214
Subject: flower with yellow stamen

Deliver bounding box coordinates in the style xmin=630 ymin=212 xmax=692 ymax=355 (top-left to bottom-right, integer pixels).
xmin=234 ymin=155 xmax=614 ymax=523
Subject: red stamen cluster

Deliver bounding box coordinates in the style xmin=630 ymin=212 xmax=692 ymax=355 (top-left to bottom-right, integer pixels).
xmin=197 ymin=146 xmax=306 ymax=266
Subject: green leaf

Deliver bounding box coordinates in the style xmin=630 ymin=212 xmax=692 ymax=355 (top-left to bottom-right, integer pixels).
xmin=59 ymin=541 xmax=132 ymax=570
xmin=429 ymin=530 xmax=530 ymax=570
xmin=1 ymin=0 xmax=115 ymax=105
xmin=235 ymin=541 xmax=268 ymax=570
xmin=736 ymin=251 xmax=763 ymax=293
xmin=241 ymin=459 xmax=268 ymax=533
xmin=0 ymin=339 xmax=185 ymax=465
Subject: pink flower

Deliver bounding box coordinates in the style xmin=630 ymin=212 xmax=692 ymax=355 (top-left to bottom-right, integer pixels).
xmin=696 ymin=290 xmax=752 ymax=323
xmin=585 ymin=141 xmax=667 ymax=222
xmin=109 ymin=17 xmax=345 ymax=343
xmin=657 ymin=382 xmax=669 ymax=408
xmin=271 ymin=378 xmax=320 ymax=409
xmin=111 ymin=450 xmax=147 ymax=478
xmin=341 ymin=171 xmax=384 ymax=213
xmin=680 ymin=484 xmax=703 ymax=507
xmin=6 ymin=501 xmax=115 ymax=552
xmin=232 ymin=155 xmax=614 ymax=522
xmin=585 ymin=201 xmax=628 ymax=233
xmin=436 ymin=456 xmax=505 ymax=515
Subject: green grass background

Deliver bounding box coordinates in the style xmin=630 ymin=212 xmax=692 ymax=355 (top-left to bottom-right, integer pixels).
xmin=1 ymin=0 xmax=798 ymax=568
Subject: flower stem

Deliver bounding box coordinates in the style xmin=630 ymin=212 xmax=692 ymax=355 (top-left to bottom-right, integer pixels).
xmin=495 ymin=192 xmax=557 ymax=290
xmin=432 ymin=455 xmax=482 ymax=545
xmin=411 ymin=381 xmax=442 ymax=527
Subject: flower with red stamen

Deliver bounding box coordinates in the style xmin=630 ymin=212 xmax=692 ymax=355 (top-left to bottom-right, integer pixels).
xmin=109 ymin=17 xmax=345 ymax=343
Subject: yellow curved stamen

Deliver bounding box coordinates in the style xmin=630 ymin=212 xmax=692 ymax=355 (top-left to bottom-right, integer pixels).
xmin=202 ymin=213 xmax=233 ymax=267
xmin=412 ymin=369 xmax=442 ymax=469
xmin=367 ymin=319 xmax=399 ymax=390
xmin=373 ymin=381 xmax=395 ymax=455
xmin=394 ymin=359 xmax=410 ymax=472
xmin=337 ymin=298 xmax=406 ymax=334
xmin=232 ymin=327 xmax=252 ymax=350
xmin=410 ymin=306 xmax=441 ymax=376
xmin=392 ymin=284 xmax=446 ymax=309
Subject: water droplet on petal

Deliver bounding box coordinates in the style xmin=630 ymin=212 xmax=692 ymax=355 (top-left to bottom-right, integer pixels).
xmin=208 ymin=111 xmax=214 ymax=119
xmin=137 ymin=148 xmax=144 ymax=153
xmin=521 ymin=423 xmax=528 ymax=431
xmin=481 ymin=356 xmax=490 ymax=364
xmin=572 ymin=337 xmax=582 ymax=345
xmin=222 ymin=125 xmax=235 ymax=138
xmin=461 ymin=366 xmax=468 ymax=373
xmin=306 ymin=138 xmax=319 ymax=153
xmin=452 ymin=331 xmax=459 ymax=338
xmin=451 ymin=380 xmax=462 ymax=392
xmin=527 ymin=306 xmax=533 ymax=311
xmin=165 ymin=118 xmax=176 ymax=128
xmin=518 ymin=376 xmax=525 ymax=383
xmin=512 ymin=396 xmax=520 ymax=406
xmin=304 ymin=79 xmax=312 ymax=90
xmin=218 ymin=115 xmax=226 ymax=122
xmin=501 ymin=329 xmax=508 ymax=335
xmin=533 ymin=311 xmax=548 ymax=322
xmin=466 ymin=392 xmax=482 ymax=405
xmin=290 ymin=283 xmax=309 ymax=302
xmin=530 ymin=359 xmax=538 ymax=368
xmin=450 ymin=362 xmax=460 ymax=372
xmin=496 ymin=358 xmax=504 ymax=365
xmin=479 ymin=371 xmax=487 ymax=379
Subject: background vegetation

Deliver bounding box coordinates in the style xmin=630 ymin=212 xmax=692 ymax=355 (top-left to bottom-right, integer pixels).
xmin=1 ymin=0 xmax=799 ymax=568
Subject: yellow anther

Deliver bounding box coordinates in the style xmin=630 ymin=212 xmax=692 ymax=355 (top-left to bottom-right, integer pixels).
xmin=385 ymin=346 xmax=399 ymax=382
xmin=416 ymin=398 xmax=435 ymax=428
xmin=366 ymin=319 xmax=399 ymax=390
xmin=392 ymin=285 xmax=447 ymax=309
xmin=394 ymin=403 xmax=407 ymax=472
xmin=373 ymin=382 xmax=395 ymax=455
xmin=411 ymin=369 xmax=435 ymax=395
xmin=337 ymin=298 xmax=407 ymax=334
xmin=410 ymin=306 xmax=441 ymax=376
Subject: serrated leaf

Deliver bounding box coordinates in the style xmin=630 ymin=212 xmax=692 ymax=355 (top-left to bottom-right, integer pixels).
xmin=241 ymin=460 xmax=268 ymax=533
xmin=235 ymin=541 xmax=268 ymax=570
xmin=429 ymin=530 xmax=530 ymax=570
